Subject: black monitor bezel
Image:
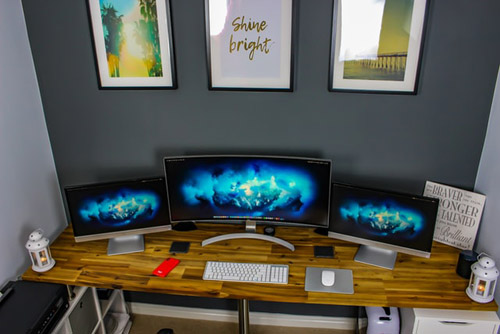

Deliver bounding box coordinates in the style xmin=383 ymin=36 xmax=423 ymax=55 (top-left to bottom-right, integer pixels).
xmin=64 ymin=176 xmax=171 ymax=242
xmin=163 ymin=155 xmax=332 ymax=228
xmin=328 ymin=182 xmax=439 ymax=257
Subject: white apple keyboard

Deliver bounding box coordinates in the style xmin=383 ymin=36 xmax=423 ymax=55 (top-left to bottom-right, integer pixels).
xmin=203 ymin=261 xmax=288 ymax=284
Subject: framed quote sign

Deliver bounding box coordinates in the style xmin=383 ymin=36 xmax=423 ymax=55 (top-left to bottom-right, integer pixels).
xmin=205 ymin=0 xmax=294 ymax=91
xmin=329 ymin=0 xmax=429 ymax=94
xmin=87 ymin=0 xmax=177 ymax=89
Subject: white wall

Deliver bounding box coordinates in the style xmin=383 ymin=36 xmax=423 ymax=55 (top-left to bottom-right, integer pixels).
xmin=0 ymin=0 xmax=66 ymax=287
xmin=475 ymin=67 xmax=500 ymax=315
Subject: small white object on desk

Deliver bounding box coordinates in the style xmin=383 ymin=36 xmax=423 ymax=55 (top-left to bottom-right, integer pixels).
xmin=321 ymin=270 xmax=335 ymax=286
xmin=466 ymin=253 xmax=499 ymax=303
xmin=25 ymin=229 xmax=55 ymax=272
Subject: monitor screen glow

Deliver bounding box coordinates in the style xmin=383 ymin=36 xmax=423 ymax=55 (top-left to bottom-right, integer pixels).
xmin=164 ymin=155 xmax=332 ymax=228
xmin=65 ymin=177 xmax=171 ymax=242
xmin=328 ymin=183 xmax=439 ymax=257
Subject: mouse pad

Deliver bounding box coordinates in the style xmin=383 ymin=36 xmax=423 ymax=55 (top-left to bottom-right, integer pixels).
xmin=304 ymin=267 xmax=354 ymax=294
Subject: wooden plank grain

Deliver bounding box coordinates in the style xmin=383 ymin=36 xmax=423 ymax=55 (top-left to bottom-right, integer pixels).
xmin=21 ymin=224 xmax=498 ymax=311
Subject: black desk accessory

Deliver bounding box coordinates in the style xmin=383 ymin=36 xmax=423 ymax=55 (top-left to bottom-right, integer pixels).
xmin=314 ymin=245 xmax=335 ymax=258
xmin=263 ymin=226 xmax=275 ymax=236
xmin=172 ymin=221 xmax=197 ymax=231
xmin=0 ymin=280 xmax=69 ymax=334
xmin=169 ymin=241 xmax=190 ymax=253
xmin=0 ymin=286 xmax=13 ymax=304
xmin=456 ymin=249 xmax=478 ymax=279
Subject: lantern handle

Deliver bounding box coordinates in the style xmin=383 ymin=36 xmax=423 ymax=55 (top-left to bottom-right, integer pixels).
xmin=477 ymin=252 xmax=491 ymax=260
xmin=29 ymin=228 xmax=45 ymax=242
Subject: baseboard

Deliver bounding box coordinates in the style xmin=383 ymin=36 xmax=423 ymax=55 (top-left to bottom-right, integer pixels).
xmin=129 ymin=302 xmax=367 ymax=330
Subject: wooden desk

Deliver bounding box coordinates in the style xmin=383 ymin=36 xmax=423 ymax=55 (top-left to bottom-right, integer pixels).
xmin=22 ymin=224 xmax=497 ymax=313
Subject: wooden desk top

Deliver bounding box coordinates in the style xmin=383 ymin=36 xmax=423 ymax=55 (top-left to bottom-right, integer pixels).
xmin=22 ymin=224 xmax=497 ymax=311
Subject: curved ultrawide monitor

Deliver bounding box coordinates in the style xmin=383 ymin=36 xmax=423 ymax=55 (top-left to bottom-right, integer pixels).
xmin=163 ymin=155 xmax=332 ymax=227
xmin=328 ymin=183 xmax=439 ymax=258
xmin=65 ymin=177 xmax=171 ymax=242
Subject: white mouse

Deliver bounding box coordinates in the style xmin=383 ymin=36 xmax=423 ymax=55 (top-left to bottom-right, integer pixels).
xmin=321 ymin=270 xmax=335 ymax=286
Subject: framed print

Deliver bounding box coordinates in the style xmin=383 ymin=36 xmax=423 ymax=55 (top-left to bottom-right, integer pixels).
xmin=329 ymin=0 xmax=429 ymax=94
xmin=205 ymin=0 xmax=294 ymax=91
xmin=87 ymin=0 xmax=177 ymax=89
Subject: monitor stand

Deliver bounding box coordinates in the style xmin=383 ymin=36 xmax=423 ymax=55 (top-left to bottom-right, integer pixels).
xmin=313 ymin=227 xmax=329 ymax=236
xmin=354 ymin=245 xmax=397 ymax=270
xmin=172 ymin=221 xmax=197 ymax=231
xmin=201 ymin=220 xmax=296 ymax=251
xmin=107 ymin=234 xmax=145 ymax=256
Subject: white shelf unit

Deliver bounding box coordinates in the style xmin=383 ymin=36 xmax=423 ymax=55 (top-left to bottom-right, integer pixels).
xmin=400 ymin=308 xmax=500 ymax=334
xmin=52 ymin=287 xmax=131 ymax=334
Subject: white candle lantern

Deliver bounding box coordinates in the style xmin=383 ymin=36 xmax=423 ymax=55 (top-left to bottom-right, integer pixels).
xmin=25 ymin=229 xmax=55 ymax=272
xmin=466 ymin=254 xmax=498 ymax=303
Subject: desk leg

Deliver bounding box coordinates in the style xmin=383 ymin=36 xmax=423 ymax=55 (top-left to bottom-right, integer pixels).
xmin=238 ymin=299 xmax=250 ymax=334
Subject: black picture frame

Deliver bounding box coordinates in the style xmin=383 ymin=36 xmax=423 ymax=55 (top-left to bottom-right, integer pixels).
xmin=87 ymin=0 xmax=177 ymax=89
xmin=328 ymin=0 xmax=430 ymax=94
xmin=204 ymin=0 xmax=295 ymax=91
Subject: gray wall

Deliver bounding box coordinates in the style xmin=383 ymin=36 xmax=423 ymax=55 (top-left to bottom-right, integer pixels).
xmin=18 ymin=0 xmax=500 ymax=314
xmin=0 ymin=0 xmax=66 ymax=287
xmin=475 ymin=67 xmax=500 ymax=315
xmin=22 ymin=0 xmax=500 ymax=195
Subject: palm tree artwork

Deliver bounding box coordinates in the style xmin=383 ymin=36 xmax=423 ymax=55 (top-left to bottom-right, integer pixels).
xmin=99 ymin=0 xmax=163 ymax=78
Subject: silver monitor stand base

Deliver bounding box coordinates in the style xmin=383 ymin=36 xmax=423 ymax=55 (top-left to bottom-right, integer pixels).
xmin=201 ymin=220 xmax=295 ymax=251
xmin=107 ymin=234 xmax=145 ymax=256
xmin=354 ymin=245 xmax=397 ymax=270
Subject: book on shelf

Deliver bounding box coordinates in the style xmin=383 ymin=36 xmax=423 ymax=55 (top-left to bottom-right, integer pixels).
xmin=423 ymin=181 xmax=486 ymax=250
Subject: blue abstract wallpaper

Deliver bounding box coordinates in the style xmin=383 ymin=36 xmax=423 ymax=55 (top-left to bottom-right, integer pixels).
xmin=330 ymin=184 xmax=438 ymax=252
xmin=65 ymin=177 xmax=170 ymax=237
xmin=165 ymin=157 xmax=331 ymax=226
xmin=79 ymin=189 xmax=160 ymax=227
xmin=339 ymin=200 xmax=425 ymax=237
xmin=181 ymin=161 xmax=315 ymax=217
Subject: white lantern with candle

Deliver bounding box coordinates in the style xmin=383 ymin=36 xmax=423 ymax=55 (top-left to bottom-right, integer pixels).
xmin=25 ymin=229 xmax=55 ymax=272
xmin=466 ymin=254 xmax=499 ymax=303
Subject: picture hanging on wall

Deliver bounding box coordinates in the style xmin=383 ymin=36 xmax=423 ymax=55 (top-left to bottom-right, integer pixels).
xmin=205 ymin=0 xmax=294 ymax=91
xmin=329 ymin=0 xmax=429 ymax=94
xmin=87 ymin=0 xmax=177 ymax=89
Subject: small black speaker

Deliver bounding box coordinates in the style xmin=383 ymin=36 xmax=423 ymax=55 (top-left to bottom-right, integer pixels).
xmin=456 ymin=250 xmax=478 ymax=279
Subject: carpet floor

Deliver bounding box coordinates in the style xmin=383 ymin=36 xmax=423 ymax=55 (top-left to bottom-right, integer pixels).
xmin=128 ymin=314 xmax=357 ymax=334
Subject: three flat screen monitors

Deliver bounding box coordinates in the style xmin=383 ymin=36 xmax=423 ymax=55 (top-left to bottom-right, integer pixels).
xmin=64 ymin=155 xmax=439 ymax=266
